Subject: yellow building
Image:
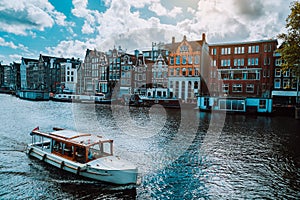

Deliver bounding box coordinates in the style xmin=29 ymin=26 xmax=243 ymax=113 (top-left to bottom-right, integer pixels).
xmin=164 ymin=34 xmax=207 ymax=102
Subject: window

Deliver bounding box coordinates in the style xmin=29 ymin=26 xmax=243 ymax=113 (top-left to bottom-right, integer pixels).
xmin=170 ymin=57 xmax=174 ymax=65
xmin=283 ymin=79 xmax=290 ymax=89
xmin=264 ymin=44 xmax=272 ymax=52
xmin=188 ymin=56 xmax=193 ymax=64
xmin=232 ymin=84 xmax=242 ymax=92
xmin=255 ymin=45 xmax=259 ymax=53
xmin=248 ymin=45 xmax=259 ymax=53
xmin=194 ymin=68 xmax=199 ymax=76
xmin=220 ymin=71 xmax=230 ymax=80
xmin=221 ymin=59 xmax=231 ymax=67
xmin=188 ymin=68 xmax=193 ymax=76
xmin=143 ymin=52 xmax=150 ymax=57
xmin=264 ymin=44 xmax=268 ymax=52
xmin=247 ymin=58 xmax=258 ymax=66
xmin=246 ymin=84 xmax=254 ymax=93
xmin=212 ymin=60 xmax=217 ymax=67
xmin=234 ymin=59 xmax=244 ymax=67
xmin=234 ymin=46 xmax=245 ymax=54
xmin=182 ymin=68 xmax=186 ymax=76
xmin=182 ymin=56 xmax=187 ymax=64
xmin=194 ymin=55 xmax=200 ymax=64
xmin=275 ymin=68 xmax=281 ymax=77
xmin=211 ymin=48 xmax=217 ymax=55
xmin=291 ymin=78 xmax=297 ymax=89
xmin=176 ymin=68 xmax=180 ymax=76
xmin=274 ymin=79 xmax=281 ymax=89
xmin=259 ymin=99 xmax=266 ymax=109
xmin=180 ymin=45 xmax=189 ymax=52
xmin=264 ymin=57 xmax=270 ymax=65
xmin=170 ymin=68 xmax=174 ymax=76
xmin=221 ymin=47 xmax=231 ymax=55
xmin=176 ymin=56 xmax=180 ymax=65
xmin=263 ymin=70 xmax=267 ymax=77
xmin=283 ymin=69 xmax=290 ymax=77
xmin=222 ymin=84 xmax=229 ymax=93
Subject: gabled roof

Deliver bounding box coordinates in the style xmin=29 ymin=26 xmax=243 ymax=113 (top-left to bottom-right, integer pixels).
xmin=163 ymin=35 xmax=204 ymax=53
xmin=21 ymin=57 xmax=38 ymax=65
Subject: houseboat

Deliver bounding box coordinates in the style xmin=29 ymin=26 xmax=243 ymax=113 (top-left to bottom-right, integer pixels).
xmin=51 ymin=93 xmax=113 ymax=104
xmin=198 ymin=96 xmax=273 ymax=114
xmin=18 ymin=90 xmax=50 ymax=101
xmin=128 ymin=87 xmax=180 ymax=109
xmin=26 ymin=127 xmax=139 ymax=185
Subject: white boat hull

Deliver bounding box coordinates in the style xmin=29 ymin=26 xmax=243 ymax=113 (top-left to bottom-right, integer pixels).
xmin=26 ymin=145 xmax=138 ymax=185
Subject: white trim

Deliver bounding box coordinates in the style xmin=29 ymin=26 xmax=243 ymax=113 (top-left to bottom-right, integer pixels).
xmin=272 ymin=91 xmax=298 ymax=96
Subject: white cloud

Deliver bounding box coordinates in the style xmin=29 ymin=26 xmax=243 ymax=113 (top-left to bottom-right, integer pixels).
xmin=71 ymin=0 xmax=102 ymax=35
xmin=0 ymin=0 xmax=69 ymax=35
xmin=45 ymin=39 xmax=96 ymax=59
xmin=2 ymin=0 xmax=293 ymax=65
xmin=0 ymin=37 xmax=29 ymax=52
xmin=148 ymin=2 xmax=182 ymax=18
xmin=174 ymin=0 xmax=293 ymax=43
xmin=0 ymin=37 xmax=18 ymax=49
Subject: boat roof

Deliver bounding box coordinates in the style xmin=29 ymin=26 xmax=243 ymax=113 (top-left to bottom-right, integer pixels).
xmin=49 ymin=130 xmax=112 ymax=146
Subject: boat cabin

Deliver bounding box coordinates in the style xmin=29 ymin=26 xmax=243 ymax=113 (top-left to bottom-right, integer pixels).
xmin=31 ymin=128 xmax=113 ymax=164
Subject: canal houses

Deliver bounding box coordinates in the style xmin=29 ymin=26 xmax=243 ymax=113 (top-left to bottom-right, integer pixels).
xmin=78 ymin=49 xmax=108 ymax=95
xmin=107 ymin=47 xmax=124 ymax=97
xmin=164 ymin=35 xmax=204 ymax=103
xmin=60 ymin=58 xmax=81 ymax=94
xmin=272 ymin=49 xmax=300 ymax=110
xmin=119 ymin=54 xmax=134 ymax=97
xmin=199 ymin=39 xmax=278 ymax=113
xmin=0 ymin=63 xmax=18 ymax=93
xmin=18 ymin=55 xmax=82 ymax=100
xmin=151 ymin=54 xmax=168 ymax=88
xmin=1 ymin=30 xmax=299 ymax=115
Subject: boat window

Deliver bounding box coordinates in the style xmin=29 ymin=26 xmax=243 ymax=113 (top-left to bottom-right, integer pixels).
xmin=52 ymin=140 xmax=61 ymax=153
xmin=157 ymin=91 xmax=162 ymax=97
xmin=63 ymin=145 xmax=73 ymax=157
xmin=75 ymin=147 xmax=86 ymax=163
xmin=89 ymin=142 xmax=112 ymax=159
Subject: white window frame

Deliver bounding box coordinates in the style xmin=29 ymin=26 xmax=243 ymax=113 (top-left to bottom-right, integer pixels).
xmin=232 ymin=84 xmax=243 ymax=93
xmin=274 ymin=78 xmax=281 ymax=89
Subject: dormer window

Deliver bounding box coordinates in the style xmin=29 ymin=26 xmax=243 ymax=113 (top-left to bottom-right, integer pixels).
xmin=180 ymin=45 xmax=189 ymax=52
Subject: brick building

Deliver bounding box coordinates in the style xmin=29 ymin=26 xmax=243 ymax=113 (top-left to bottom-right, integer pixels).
xmin=164 ymin=34 xmax=206 ymax=102
xmin=79 ymin=49 xmax=108 ymax=95
xmin=272 ymin=50 xmax=299 ymax=105
xmin=199 ymin=39 xmax=278 ymax=113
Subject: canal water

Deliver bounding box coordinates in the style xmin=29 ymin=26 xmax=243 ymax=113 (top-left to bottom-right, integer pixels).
xmin=0 ymin=93 xmax=299 ymax=199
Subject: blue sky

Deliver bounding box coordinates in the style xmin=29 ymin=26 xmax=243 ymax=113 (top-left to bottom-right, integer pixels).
xmin=0 ymin=0 xmax=294 ymax=65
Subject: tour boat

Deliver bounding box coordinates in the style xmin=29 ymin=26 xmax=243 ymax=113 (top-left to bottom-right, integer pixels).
xmin=128 ymin=87 xmax=180 ymax=109
xmin=26 ymin=127 xmax=139 ymax=185
xmin=51 ymin=93 xmax=113 ymax=104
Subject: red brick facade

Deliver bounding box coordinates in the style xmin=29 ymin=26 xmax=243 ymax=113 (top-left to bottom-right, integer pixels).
xmin=208 ymin=39 xmax=278 ymax=98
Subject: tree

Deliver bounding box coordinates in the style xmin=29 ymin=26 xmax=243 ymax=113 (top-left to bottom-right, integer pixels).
xmin=278 ymin=1 xmax=300 ymax=103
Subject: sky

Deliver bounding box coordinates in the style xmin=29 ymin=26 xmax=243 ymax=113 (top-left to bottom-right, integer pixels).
xmin=0 ymin=0 xmax=295 ymax=65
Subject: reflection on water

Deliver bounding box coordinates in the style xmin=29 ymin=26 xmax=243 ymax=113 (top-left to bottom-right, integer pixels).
xmin=0 ymin=94 xmax=299 ymax=199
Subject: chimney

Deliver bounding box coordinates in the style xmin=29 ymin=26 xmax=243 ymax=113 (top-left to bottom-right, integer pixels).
xmin=172 ymin=36 xmax=175 ymax=44
xmin=202 ymin=33 xmax=206 ymax=41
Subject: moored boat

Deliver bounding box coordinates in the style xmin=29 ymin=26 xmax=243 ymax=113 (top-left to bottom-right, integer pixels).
xmin=128 ymin=87 xmax=180 ymax=109
xmin=26 ymin=127 xmax=139 ymax=185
